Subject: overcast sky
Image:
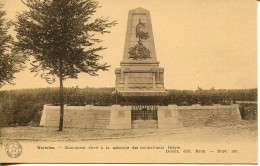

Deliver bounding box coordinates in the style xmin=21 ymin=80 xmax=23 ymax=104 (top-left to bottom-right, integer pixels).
xmin=1 ymin=0 xmax=257 ymax=90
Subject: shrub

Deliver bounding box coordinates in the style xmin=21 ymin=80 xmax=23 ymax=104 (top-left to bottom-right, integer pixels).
xmin=239 ymin=103 xmax=257 ymax=120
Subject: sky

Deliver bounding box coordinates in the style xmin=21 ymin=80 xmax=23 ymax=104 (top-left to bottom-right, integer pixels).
xmin=0 ymin=0 xmax=257 ymax=90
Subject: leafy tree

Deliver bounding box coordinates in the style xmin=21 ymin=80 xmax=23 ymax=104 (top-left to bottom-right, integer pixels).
xmin=210 ymin=87 xmax=215 ymax=91
xmin=197 ymin=86 xmax=203 ymax=91
xmin=14 ymin=0 xmax=117 ymax=131
xmin=0 ymin=4 xmax=25 ymax=88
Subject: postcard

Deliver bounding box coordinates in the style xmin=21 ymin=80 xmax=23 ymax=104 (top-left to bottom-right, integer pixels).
xmin=0 ymin=0 xmax=257 ymax=163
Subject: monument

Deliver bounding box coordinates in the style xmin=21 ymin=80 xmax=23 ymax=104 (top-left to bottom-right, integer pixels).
xmin=115 ymin=7 xmax=167 ymax=96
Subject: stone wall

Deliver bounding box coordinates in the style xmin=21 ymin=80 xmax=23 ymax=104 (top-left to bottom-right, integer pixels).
xmin=40 ymin=105 xmax=111 ymax=129
xmin=177 ymin=104 xmax=241 ymax=127
xmin=40 ymin=104 xmax=241 ymax=129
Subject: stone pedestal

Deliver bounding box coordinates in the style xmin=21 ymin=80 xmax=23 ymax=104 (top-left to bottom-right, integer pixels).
xmin=107 ymin=105 xmax=131 ymax=129
xmin=158 ymin=105 xmax=181 ymax=129
xmin=232 ymin=104 xmax=242 ymax=120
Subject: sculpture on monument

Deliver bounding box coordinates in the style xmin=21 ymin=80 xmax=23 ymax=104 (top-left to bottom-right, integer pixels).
xmin=115 ymin=7 xmax=167 ymax=96
xmin=129 ymin=19 xmax=151 ymax=60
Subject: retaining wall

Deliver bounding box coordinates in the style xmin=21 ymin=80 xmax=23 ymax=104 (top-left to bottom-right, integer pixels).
xmin=40 ymin=105 xmax=111 ymax=129
xmin=177 ymin=104 xmax=241 ymax=127
xmin=40 ymin=104 xmax=241 ymax=129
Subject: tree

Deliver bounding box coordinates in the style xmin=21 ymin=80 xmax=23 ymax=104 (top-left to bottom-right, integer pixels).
xmin=14 ymin=0 xmax=117 ymax=131
xmin=197 ymin=86 xmax=203 ymax=91
xmin=0 ymin=4 xmax=25 ymax=88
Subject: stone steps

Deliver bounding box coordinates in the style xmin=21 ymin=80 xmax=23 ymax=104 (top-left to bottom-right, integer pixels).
xmin=132 ymin=120 xmax=158 ymax=129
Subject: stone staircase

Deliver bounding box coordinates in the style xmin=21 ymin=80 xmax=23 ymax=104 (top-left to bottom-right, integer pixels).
xmin=132 ymin=120 xmax=158 ymax=129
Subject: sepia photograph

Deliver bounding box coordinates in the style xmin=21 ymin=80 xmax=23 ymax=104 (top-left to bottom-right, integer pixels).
xmin=0 ymin=0 xmax=257 ymax=163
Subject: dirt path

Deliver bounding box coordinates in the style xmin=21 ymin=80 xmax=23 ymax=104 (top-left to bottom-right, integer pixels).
xmin=0 ymin=120 xmax=257 ymax=143
xmin=0 ymin=120 xmax=257 ymax=163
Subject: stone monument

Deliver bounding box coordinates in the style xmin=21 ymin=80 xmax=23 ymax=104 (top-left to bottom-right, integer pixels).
xmin=115 ymin=7 xmax=167 ymax=96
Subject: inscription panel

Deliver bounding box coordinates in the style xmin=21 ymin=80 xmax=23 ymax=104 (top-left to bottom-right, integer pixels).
xmin=164 ymin=109 xmax=172 ymax=117
xmin=128 ymin=73 xmax=152 ymax=78
xmin=128 ymin=73 xmax=153 ymax=84
xmin=128 ymin=84 xmax=153 ymax=89
xmin=118 ymin=110 xmax=125 ymax=117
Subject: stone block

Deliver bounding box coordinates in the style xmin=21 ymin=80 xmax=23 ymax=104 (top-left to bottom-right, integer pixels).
xmin=107 ymin=105 xmax=131 ymax=129
xmin=158 ymin=105 xmax=181 ymax=129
